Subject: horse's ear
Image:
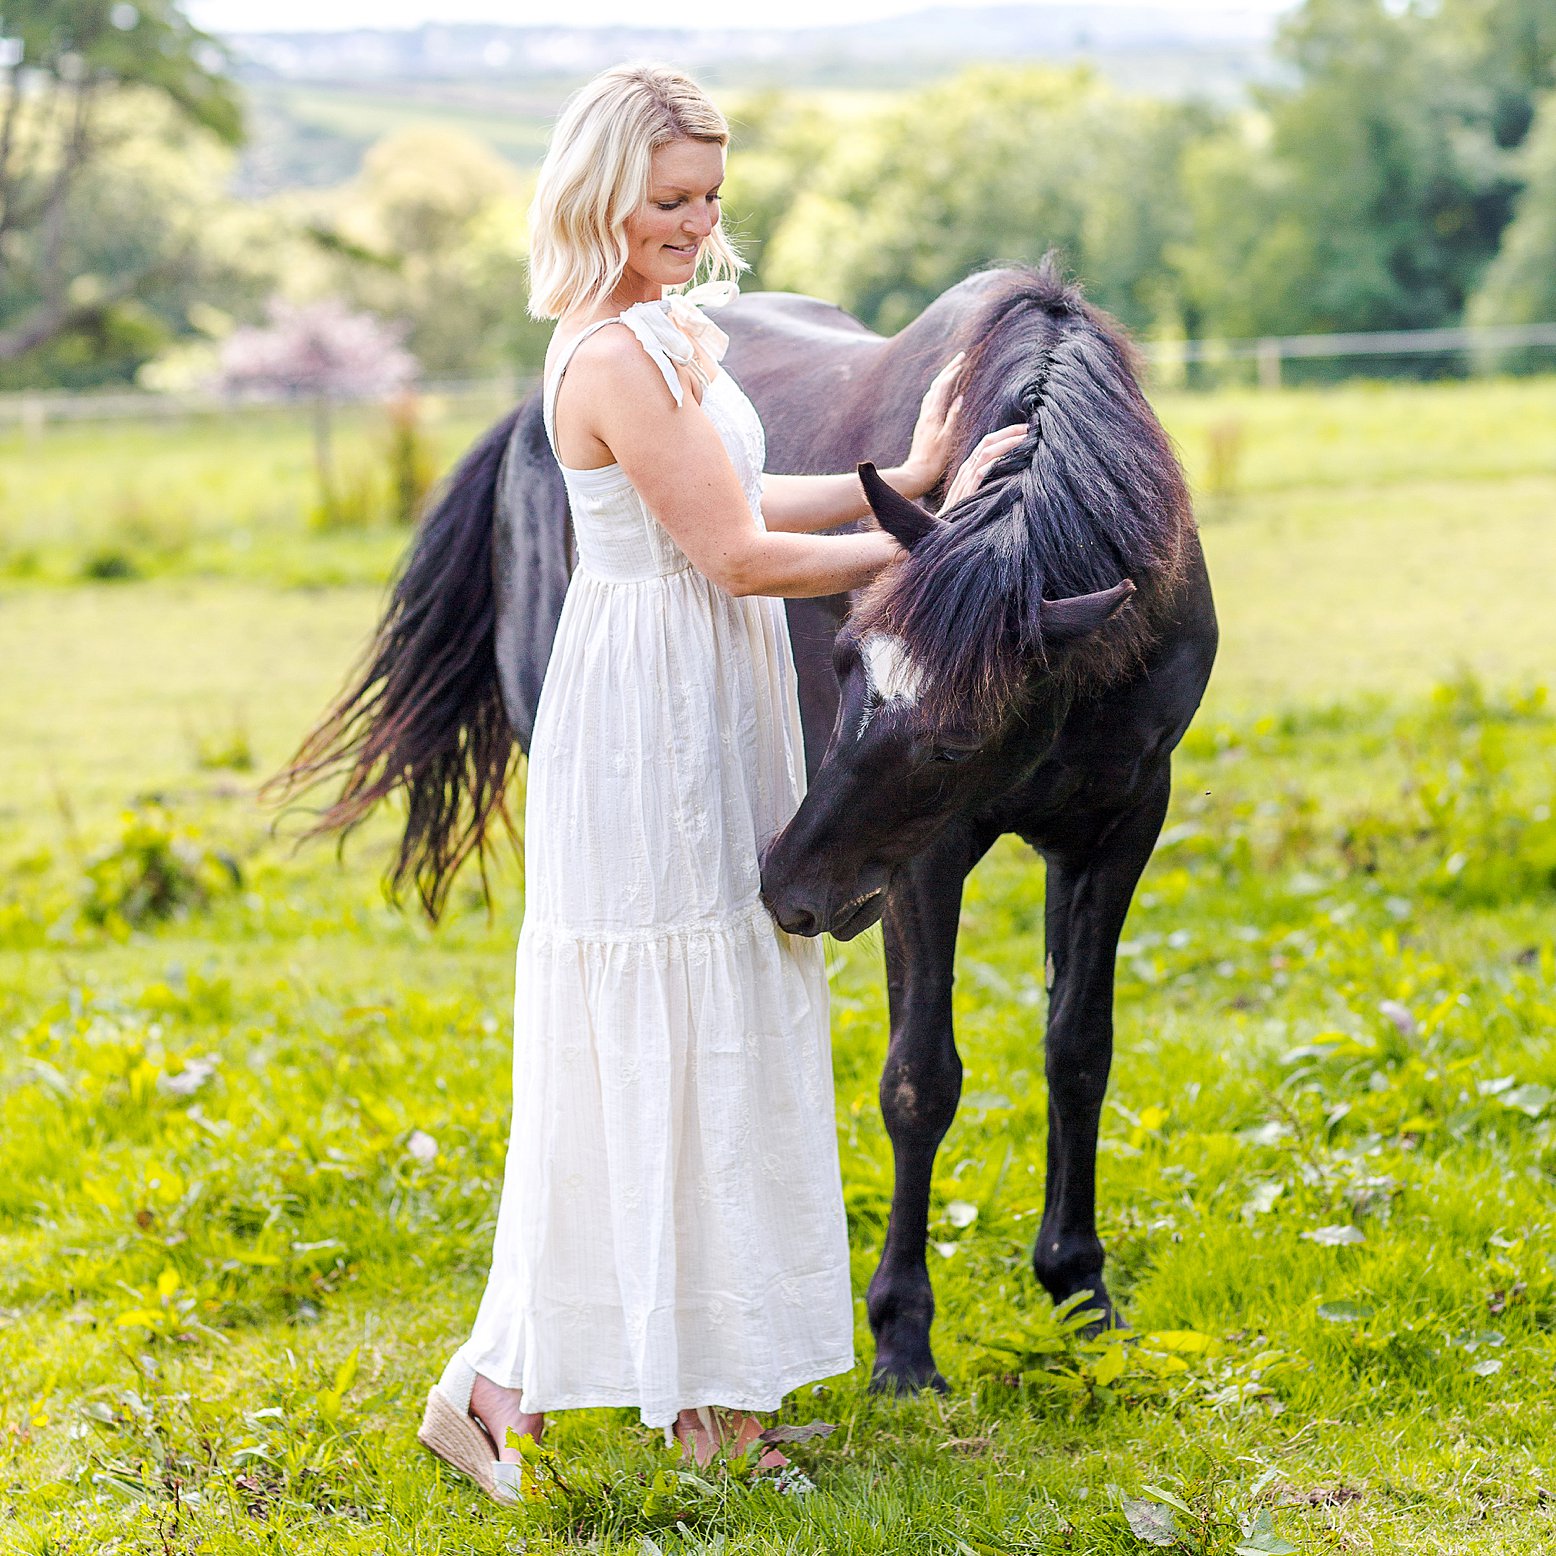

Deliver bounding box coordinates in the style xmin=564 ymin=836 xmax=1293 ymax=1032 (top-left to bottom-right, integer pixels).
xmin=858 ymin=462 xmax=943 ymax=552
xmin=1039 ymin=580 xmax=1136 ymax=645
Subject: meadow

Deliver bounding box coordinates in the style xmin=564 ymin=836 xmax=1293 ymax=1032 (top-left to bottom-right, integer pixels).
xmin=0 ymin=373 xmax=1554 ymax=1554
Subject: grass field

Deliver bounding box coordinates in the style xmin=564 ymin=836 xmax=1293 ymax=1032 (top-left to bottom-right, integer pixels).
xmin=1 ymin=374 xmax=1554 ymax=1553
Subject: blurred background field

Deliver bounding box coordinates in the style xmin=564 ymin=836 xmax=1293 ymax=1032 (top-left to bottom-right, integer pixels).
xmin=3 ymin=371 xmax=1551 ymax=711
xmin=2 ymin=1 xmax=1555 ymax=1551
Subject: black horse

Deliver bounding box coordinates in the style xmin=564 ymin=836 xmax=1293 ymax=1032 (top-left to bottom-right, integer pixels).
xmin=279 ymin=260 xmax=1217 ymax=1395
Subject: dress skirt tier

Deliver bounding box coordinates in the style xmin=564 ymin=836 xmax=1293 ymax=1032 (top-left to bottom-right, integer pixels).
xmin=457 ymin=290 xmax=855 ymax=1429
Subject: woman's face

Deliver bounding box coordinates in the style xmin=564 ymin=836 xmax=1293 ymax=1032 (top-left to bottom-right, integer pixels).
xmin=622 ymin=137 xmax=727 ymax=293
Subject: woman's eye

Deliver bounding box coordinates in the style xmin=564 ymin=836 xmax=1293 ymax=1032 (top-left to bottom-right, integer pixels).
xmin=656 ymin=201 xmax=680 ymax=211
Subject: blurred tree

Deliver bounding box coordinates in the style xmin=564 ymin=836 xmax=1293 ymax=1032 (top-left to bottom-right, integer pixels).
xmin=1438 ymin=0 xmax=1556 ymax=150
xmin=215 ymin=296 xmax=416 ymax=522
xmin=0 ymin=0 xmax=241 ymax=363
xmin=292 ymin=127 xmax=540 ymax=376
xmin=0 ymin=91 xmax=276 ymax=390
xmin=759 ymin=68 xmax=1213 ymax=337
xmin=1175 ymin=0 xmax=1524 ymax=341
xmin=721 ymin=91 xmax=840 ymax=294
xmin=1468 ymin=89 xmax=1556 ymax=358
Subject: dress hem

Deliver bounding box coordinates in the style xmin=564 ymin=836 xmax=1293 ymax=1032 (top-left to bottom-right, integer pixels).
xmin=460 ymin=1347 xmax=858 ymax=1430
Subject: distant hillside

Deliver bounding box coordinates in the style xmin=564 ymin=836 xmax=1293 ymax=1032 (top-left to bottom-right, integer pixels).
xmin=222 ymin=6 xmax=1283 ymax=194
xmin=230 ymin=7 xmax=1279 ymax=80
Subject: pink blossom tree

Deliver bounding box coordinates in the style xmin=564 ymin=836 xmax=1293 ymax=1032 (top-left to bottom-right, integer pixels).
xmin=216 ymin=297 xmax=418 ymax=522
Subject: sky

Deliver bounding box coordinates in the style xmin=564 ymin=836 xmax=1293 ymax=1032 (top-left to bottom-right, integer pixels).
xmin=189 ymin=0 xmax=1295 ymax=37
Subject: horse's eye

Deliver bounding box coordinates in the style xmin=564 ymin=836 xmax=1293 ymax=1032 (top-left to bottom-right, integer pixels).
xmin=931 ymin=745 xmax=974 ymax=764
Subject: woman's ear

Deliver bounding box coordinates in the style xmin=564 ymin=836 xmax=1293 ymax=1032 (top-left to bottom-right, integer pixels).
xmin=858 ymin=463 xmax=945 ymax=552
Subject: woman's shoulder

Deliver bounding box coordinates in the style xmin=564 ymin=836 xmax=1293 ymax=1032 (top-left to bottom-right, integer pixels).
xmin=563 ymin=305 xmax=706 ymax=412
xmin=555 ymin=314 xmax=662 ymax=388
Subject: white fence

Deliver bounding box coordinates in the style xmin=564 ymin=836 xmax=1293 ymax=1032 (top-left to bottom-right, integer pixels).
xmin=1142 ymin=321 xmax=1556 ymax=387
xmin=0 ymin=376 xmax=535 ymax=432
xmin=3 ymin=321 xmax=1554 ymax=427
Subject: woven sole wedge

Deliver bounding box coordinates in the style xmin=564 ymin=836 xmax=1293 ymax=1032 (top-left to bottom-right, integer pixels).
xmin=417 ymin=1356 xmax=525 ymax=1505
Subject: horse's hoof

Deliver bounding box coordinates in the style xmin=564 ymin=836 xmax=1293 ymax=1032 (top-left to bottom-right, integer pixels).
xmin=1061 ymin=1283 xmax=1126 ymax=1339
xmin=1078 ymin=1305 xmax=1128 ymax=1340
xmin=868 ymin=1359 xmax=949 ymax=1396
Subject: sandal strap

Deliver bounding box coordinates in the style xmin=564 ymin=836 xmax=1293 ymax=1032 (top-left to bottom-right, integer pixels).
xmin=436 ymin=1353 xmax=479 ymax=1414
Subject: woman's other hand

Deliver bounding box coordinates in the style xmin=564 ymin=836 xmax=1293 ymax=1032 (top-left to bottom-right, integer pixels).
xmin=889 ymin=352 xmax=966 ymax=500
xmin=939 ymin=422 xmax=1028 ymax=512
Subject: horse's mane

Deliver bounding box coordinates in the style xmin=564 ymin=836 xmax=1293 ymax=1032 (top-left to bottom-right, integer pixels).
xmin=856 ymin=257 xmax=1192 ymax=730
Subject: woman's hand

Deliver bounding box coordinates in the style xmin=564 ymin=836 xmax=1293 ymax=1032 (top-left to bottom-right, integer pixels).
xmin=886 ymin=352 xmax=966 ymax=500
xmin=939 ymin=422 xmax=1028 ymax=512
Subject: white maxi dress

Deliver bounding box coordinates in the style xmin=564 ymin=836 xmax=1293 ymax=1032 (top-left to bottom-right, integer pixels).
xmin=458 ymin=284 xmax=855 ymax=1429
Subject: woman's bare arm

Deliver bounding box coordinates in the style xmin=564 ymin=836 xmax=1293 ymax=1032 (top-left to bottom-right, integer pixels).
xmin=759 ymin=421 xmax=1028 ymax=534
xmin=561 ymin=326 xmax=901 ymax=599
xmin=757 ymin=352 xmax=1026 ymax=533
xmin=759 ymin=351 xmax=963 ymax=534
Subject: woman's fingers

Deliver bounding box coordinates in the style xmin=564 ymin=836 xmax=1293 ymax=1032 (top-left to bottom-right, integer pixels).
xmin=940 ymin=421 xmax=1031 ymax=510
xmin=920 ymin=353 xmax=965 ymax=422
xmin=969 ymin=424 xmax=1027 ymax=478
xmin=979 ymin=423 xmax=1028 ymax=457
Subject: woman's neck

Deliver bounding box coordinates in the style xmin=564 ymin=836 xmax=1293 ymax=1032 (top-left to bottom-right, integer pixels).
xmin=604 ymin=270 xmax=663 ymax=311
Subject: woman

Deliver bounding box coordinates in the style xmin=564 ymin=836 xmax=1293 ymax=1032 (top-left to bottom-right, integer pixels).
xmin=411 ymin=63 xmax=1023 ymax=1500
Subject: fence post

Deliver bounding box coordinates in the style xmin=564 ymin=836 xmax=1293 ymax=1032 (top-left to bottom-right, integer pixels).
xmin=21 ymin=396 xmax=45 ymax=443
xmin=1256 ymin=338 xmax=1282 ymax=390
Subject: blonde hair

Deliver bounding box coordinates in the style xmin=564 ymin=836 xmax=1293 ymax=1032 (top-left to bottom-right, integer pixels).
xmin=526 ymin=62 xmax=745 ymax=320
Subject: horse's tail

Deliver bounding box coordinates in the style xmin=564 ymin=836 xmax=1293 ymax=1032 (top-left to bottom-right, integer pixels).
xmin=265 ymin=406 xmax=524 ymax=921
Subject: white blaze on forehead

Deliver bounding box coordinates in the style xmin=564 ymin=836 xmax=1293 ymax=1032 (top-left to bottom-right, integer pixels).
xmin=857 ymin=632 xmax=924 ymax=737
xmin=862 ymin=634 xmax=924 ymax=703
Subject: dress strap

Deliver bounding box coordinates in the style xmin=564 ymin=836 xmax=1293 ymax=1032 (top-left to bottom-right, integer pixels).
xmin=543 ymin=283 xmax=740 ymax=447
xmin=541 ymin=316 xmax=626 ymax=444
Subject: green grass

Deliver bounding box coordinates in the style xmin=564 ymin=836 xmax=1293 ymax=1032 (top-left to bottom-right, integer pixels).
xmin=1 ymin=374 xmax=1554 ymax=1552
xmin=0 ymin=395 xmax=514 ymax=589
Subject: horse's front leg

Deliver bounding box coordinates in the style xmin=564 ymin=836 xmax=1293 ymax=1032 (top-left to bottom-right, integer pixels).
xmin=867 ymin=820 xmax=993 ymax=1394
xmin=1033 ymin=770 xmax=1171 ymax=1328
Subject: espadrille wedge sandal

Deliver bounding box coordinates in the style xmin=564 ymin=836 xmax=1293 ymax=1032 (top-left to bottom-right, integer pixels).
xmin=416 ymin=1355 xmax=525 ymax=1505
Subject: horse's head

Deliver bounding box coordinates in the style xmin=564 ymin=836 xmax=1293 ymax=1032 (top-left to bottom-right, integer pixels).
xmin=760 ymin=469 xmax=1134 ymax=937
xmin=759 ymin=263 xmax=1188 ymax=938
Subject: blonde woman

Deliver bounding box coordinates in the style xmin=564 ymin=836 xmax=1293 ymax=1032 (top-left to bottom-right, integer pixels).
xmin=411 ymin=63 xmax=1019 ymax=1499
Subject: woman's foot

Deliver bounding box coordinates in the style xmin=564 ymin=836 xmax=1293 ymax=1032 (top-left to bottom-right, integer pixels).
xmin=672 ymin=1407 xmax=789 ymax=1471
xmin=468 ymin=1372 xmax=545 ymax=1464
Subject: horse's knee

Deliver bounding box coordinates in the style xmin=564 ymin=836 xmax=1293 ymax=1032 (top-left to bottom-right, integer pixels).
xmin=1044 ymin=1028 xmax=1111 ymax=1118
xmin=879 ymin=1045 xmax=961 ymax=1145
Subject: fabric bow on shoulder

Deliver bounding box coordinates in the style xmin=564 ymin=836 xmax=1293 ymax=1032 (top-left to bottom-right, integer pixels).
xmin=620 ymin=280 xmax=739 ymax=408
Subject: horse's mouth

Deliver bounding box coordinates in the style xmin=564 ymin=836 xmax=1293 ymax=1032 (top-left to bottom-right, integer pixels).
xmin=828 ymin=885 xmax=886 ymax=940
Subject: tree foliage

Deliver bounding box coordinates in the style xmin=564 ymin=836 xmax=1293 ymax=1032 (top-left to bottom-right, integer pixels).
xmin=291 ymin=126 xmax=540 ymax=376
xmin=0 ymin=0 xmax=241 ymax=364
xmin=755 ymin=68 xmax=1211 ymax=337
xmin=1467 ymin=89 xmax=1556 ymax=356
xmin=8 ymin=0 xmax=1556 ymax=390
xmin=1162 ymin=0 xmax=1519 ymax=339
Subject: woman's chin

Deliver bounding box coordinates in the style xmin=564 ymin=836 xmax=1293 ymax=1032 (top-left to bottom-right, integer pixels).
xmin=661 ymin=248 xmax=701 ymax=277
